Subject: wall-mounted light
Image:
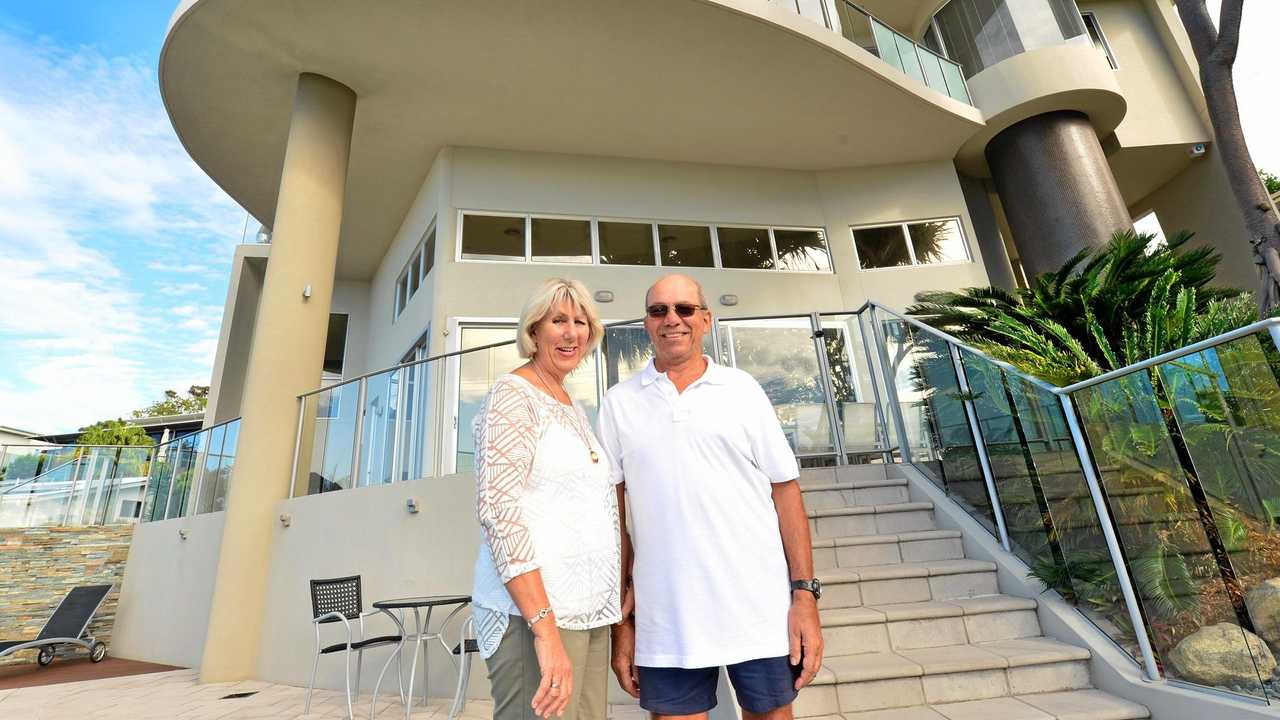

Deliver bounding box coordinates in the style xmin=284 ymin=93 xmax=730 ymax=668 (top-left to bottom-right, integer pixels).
xmin=178 ymin=528 xmax=189 ymax=540
xmin=594 ymin=290 xmax=614 ymax=304
xmin=302 ymin=285 xmax=312 ymax=300
xmin=279 ymin=513 xmax=293 ymax=528
xmin=406 ymin=498 xmax=420 ymax=514
xmin=719 ymin=294 xmax=739 ymax=307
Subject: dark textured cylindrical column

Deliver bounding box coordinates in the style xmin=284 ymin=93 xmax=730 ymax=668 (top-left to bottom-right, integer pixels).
xmin=986 ymin=111 xmax=1130 ymax=279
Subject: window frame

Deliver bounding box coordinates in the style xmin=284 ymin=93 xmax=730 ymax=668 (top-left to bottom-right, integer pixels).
xmin=529 ymin=213 xmax=597 ymax=265
xmin=1080 ymin=11 xmax=1119 ymax=70
xmin=455 ymin=208 xmax=833 ymax=274
xmin=849 ymin=216 xmax=971 ymax=272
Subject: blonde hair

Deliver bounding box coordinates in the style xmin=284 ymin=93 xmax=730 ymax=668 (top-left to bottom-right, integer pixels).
xmin=517 ymin=278 xmax=605 ymax=359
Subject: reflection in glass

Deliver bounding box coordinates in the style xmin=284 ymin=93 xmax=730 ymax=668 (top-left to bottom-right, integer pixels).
xmin=719 ymin=321 xmax=838 ymax=457
xmin=717 ymin=227 xmax=774 ymax=270
xmin=1074 ymin=374 xmax=1268 ymax=697
xmin=532 ymin=218 xmax=592 ymax=264
xmin=775 ymin=230 xmax=832 ymax=272
xmin=455 ymin=326 xmax=600 ymax=472
xmin=599 ymin=222 xmax=655 ymax=266
xmin=302 ymin=381 xmax=360 ymax=494
xmin=853 ymin=225 xmax=910 ymax=269
xmin=359 ymin=369 xmax=400 ymax=487
xmin=658 ymin=225 xmax=714 ymax=267
xmin=909 ymin=219 xmax=968 ymax=264
xmin=461 ymin=214 xmax=526 ymax=261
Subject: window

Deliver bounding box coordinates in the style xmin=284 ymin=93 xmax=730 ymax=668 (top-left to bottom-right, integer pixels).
xmin=657 ymin=224 xmax=714 ymax=267
xmin=323 ymin=313 xmax=349 ymax=377
xmin=461 ymin=214 xmax=526 ymax=261
xmin=457 ymin=210 xmax=832 ymax=273
xmin=852 ymin=218 xmax=969 ymax=270
xmin=394 ymin=223 xmax=436 ymax=320
xmin=717 ymin=227 xmax=774 ymax=270
xmin=775 ymin=229 xmax=833 ymax=272
xmin=532 ymin=218 xmax=592 ymax=264
xmin=599 ymin=221 xmax=656 ymax=266
xmin=1080 ymin=12 xmax=1118 ymax=70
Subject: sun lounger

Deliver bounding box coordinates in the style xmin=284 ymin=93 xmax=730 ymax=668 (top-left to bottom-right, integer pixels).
xmin=0 ymin=584 xmax=113 ymax=666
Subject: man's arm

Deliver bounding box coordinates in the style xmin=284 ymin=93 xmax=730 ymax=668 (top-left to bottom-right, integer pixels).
xmin=772 ymin=479 xmax=824 ymax=690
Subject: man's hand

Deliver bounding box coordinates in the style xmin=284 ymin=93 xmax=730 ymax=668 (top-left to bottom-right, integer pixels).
xmin=610 ymin=620 xmax=640 ymax=698
xmin=788 ymin=592 xmax=824 ymax=690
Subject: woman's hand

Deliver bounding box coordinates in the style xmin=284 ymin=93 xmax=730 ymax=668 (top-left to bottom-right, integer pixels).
xmin=531 ymin=623 xmax=574 ymax=718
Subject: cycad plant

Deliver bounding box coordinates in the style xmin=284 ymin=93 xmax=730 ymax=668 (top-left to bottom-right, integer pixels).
xmin=907 ymin=230 xmax=1261 ymax=386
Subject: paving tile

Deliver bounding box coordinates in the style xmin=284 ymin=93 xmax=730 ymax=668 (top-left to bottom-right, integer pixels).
xmin=843 ymin=707 xmax=947 ymax=720
xmin=1015 ymin=689 xmax=1150 ymax=720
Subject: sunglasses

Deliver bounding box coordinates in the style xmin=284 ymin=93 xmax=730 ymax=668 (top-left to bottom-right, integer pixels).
xmin=645 ymin=303 xmax=707 ymax=319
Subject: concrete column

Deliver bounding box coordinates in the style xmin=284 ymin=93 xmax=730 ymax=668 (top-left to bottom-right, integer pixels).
xmin=199 ymin=73 xmax=356 ymax=682
xmin=986 ymin=110 xmax=1131 ymax=279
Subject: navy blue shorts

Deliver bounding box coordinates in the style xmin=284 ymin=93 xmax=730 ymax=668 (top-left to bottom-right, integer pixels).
xmin=638 ymin=656 xmax=799 ymax=715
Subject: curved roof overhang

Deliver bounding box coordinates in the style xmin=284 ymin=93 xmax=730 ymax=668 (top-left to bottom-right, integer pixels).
xmin=161 ymin=0 xmax=984 ymax=278
xmin=857 ymin=0 xmax=951 ymax=38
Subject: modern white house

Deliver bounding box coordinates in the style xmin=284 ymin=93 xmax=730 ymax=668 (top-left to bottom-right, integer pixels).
xmin=102 ymin=2 xmax=1280 ymax=719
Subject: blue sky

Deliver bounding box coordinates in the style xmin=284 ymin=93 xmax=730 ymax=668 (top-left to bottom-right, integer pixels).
xmin=0 ymin=1 xmax=247 ymax=434
xmin=0 ymin=1 xmax=1277 ymax=435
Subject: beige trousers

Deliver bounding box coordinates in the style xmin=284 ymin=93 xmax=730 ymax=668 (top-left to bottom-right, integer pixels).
xmin=485 ymin=616 xmax=610 ymax=720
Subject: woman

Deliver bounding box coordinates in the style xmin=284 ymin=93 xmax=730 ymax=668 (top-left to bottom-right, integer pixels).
xmin=472 ymin=278 xmax=621 ymax=720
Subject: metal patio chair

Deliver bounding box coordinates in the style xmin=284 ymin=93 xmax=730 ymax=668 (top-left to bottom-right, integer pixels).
xmin=306 ymin=575 xmax=405 ymax=720
xmin=0 ymin=584 xmax=113 ymax=667
xmin=446 ymin=615 xmax=480 ymax=720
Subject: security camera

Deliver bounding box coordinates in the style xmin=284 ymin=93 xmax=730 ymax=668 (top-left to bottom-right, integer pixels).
xmin=1189 ymin=143 xmax=1207 ymax=158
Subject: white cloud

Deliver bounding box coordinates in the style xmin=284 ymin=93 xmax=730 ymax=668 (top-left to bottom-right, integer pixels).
xmin=0 ymin=29 xmax=244 ymax=433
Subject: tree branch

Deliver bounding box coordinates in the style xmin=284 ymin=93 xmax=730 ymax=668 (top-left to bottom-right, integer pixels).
xmin=1173 ymin=0 xmax=1219 ymax=63
xmin=1215 ymin=0 xmax=1243 ymax=67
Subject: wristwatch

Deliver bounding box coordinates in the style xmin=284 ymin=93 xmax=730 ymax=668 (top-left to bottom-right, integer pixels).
xmin=791 ymin=578 xmax=822 ymax=600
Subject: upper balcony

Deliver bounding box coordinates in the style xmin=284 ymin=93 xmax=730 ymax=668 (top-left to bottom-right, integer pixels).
xmin=160 ymin=0 xmax=985 ymax=278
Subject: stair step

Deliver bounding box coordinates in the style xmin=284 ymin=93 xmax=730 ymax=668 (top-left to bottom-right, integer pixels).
xmin=814 ymin=530 xmax=964 ymax=570
xmin=810 ymin=502 xmax=935 ymax=539
xmin=798 ymin=639 xmax=1092 ymax=714
xmin=820 ymin=596 xmax=1041 ymax=655
xmin=803 ymin=478 xmax=910 ymax=509
xmin=818 ymin=560 xmax=999 ymax=608
xmin=801 ymin=464 xmax=898 ymax=488
xmin=804 ymin=688 xmax=1149 ymax=720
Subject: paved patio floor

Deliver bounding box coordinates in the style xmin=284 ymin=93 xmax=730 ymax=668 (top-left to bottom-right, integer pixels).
xmin=0 ymin=669 xmax=650 ymax=720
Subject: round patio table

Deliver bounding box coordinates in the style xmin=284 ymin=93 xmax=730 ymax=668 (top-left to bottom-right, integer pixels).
xmin=368 ymin=594 xmax=471 ymax=720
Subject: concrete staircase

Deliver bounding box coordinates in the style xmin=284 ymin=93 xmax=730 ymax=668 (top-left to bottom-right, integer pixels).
xmin=794 ymin=464 xmax=1152 ymax=720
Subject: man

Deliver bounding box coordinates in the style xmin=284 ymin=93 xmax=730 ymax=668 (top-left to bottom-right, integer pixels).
xmin=598 ymin=273 xmax=824 ymax=720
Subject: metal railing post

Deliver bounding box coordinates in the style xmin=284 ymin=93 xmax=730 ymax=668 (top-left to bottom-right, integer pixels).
xmin=949 ymin=344 xmax=1012 ymax=552
xmin=60 ymin=455 xmax=83 ymax=527
xmin=391 ymin=369 xmax=407 ymax=485
xmin=868 ymin=306 xmax=913 ymax=462
xmin=187 ymin=431 xmax=209 ymax=518
xmin=811 ymin=313 xmax=848 ymax=466
xmin=1058 ymin=393 xmax=1161 ymax=682
xmin=855 ymin=313 xmax=894 ymax=464
xmin=351 ymin=378 xmax=368 ymax=490
xmin=290 ymin=402 xmax=305 ymax=498
xmin=709 ymin=318 xmax=723 ymax=365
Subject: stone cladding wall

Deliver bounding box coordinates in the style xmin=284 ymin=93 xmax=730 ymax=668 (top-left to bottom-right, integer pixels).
xmin=0 ymin=525 xmax=133 ymax=666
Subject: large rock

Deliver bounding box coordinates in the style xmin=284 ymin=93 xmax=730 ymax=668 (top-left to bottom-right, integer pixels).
xmin=1167 ymin=622 xmax=1277 ymax=688
xmin=1245 ymin=578 xmax=1280 ymax=649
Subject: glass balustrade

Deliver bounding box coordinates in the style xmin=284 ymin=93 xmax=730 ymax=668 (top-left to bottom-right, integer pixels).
xmin=933 ymin=0 xmax=1091 ymax=79
xmin=836 ymin=2 xmax=972 ymax=104
xmin=141 ymin=418 xmax=242 ymax=522
xmin=1 ymin=445 xmax=155 ymax=528
xmin=284 ymin=302 xmax=1280 ymax=704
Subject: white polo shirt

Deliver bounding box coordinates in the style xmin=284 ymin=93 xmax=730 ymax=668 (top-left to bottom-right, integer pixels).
xmin=597 ymin=356 xmax=800 ymax=668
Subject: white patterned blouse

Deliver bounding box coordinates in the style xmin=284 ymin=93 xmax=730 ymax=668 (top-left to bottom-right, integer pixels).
xmin=470 ymin=374 xmax=622 ymax=659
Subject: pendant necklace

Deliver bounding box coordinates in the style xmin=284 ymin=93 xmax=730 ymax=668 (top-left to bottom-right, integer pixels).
xmin=531 ymin=363 xmax=600 ymax=464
